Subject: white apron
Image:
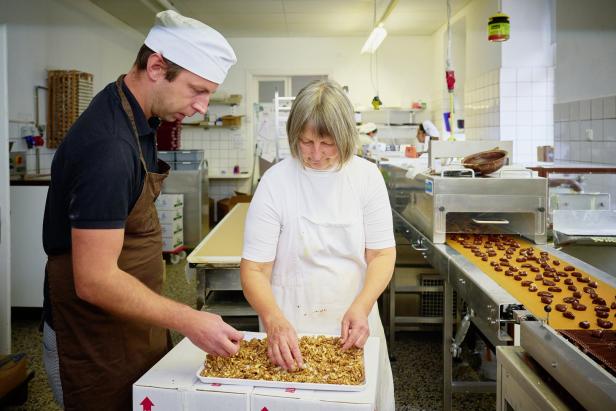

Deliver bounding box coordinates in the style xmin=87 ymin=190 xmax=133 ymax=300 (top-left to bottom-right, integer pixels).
xmin=265 ymin=163 xmax=395 ymax=411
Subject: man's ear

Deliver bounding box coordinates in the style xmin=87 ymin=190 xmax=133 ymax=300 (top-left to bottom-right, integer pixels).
xmin=146 ymin=52 xmax=168 ymax=81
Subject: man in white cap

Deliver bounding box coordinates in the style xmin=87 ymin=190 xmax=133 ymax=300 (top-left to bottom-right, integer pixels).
xmin=415 ymin=120 xmax=440 ymax=154
xmin=42 ymin=10 xmax=242 ymax=410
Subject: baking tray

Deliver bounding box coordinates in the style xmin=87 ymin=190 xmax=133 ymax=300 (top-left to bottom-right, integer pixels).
xmin=196 ymin=331 xmax=369 ymax=391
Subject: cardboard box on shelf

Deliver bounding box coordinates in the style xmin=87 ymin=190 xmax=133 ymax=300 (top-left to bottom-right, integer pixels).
xmin=162 ymin=231 xmax=183 ymax=251
xmin=537 ymin=145 xmax=554 ymax=162
xmin=158 ymin=209 xmax=183 ymax=224
xmin=160 ymin=220 xmax=183 ymax=237
xmin=216 ymin=192 xmax=252 ymax=223
xmin=155 ymin=193 xmax=184 ymax=210
xmin=133 ymin=339 xmax=251 ymax=411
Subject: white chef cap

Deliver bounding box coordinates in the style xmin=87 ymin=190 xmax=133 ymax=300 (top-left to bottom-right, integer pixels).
xmin=422 ymin=120 xmax=440 ymax=138
xmin=358 ymin=122 xmax=378 ymax=134
xmin=144 ymin=10 xmax=237 ymax=84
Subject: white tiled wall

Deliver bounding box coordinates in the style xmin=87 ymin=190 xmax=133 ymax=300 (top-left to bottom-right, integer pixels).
xmin=554 ymin=95 xmax=616 ymax=164
xmin=181 ymin=125 xmax=253 ymax=202
xmin=464 ymin=69 xmax=500 ymax=142
xmin=464 ymin=66 xmax=554 ymax=164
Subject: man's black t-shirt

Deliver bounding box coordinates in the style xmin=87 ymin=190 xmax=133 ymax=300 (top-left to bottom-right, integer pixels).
xmin=42 ymin=80 xmax=160 ymax=326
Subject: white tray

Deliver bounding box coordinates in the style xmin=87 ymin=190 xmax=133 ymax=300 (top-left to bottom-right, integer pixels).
xmin=195 ymin=331 xmax=367 ymax=392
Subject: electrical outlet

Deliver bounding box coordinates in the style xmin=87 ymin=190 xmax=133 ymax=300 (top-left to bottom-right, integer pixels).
xmin=585 ymin=128 xmax=594 ymax=141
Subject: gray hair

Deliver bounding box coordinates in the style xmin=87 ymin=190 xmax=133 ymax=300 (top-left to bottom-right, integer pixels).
xmin=286 ymin=79 xmax=357 ymax=167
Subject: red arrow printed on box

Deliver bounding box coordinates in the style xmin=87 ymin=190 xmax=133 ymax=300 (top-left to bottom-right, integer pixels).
xmin=140 ymin=396 xmax=154 ymax=411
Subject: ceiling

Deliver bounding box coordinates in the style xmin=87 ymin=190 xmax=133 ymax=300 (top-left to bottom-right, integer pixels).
xmin=89 ymin=0 xmax=472 ymax=37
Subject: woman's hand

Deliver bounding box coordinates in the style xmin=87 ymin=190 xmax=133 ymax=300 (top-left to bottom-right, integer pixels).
xmin=264 ymin=314 xmax=304 ymax=371
xmin=340 ymin=304 xmax=370 ymax=350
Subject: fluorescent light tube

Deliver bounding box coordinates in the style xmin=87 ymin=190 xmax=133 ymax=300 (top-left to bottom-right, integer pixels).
xmin=361 ymin=24 xmax=387 ymax=54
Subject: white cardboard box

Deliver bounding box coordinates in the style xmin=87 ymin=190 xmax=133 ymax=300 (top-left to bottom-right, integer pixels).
xmin=161 ymin=220 xmax=183 ymax=237
xmin=162 ymin=231 xmax=183 ymax=251
xmin=134 ymin=337 xmax=380 ymax=411
xmin=133 ymin=338 xmax=252 ymax=411
xmin=155 ymin=194 xmax=184 ymax=210
xmin=250 ymin=337 xmax=379 ymax=411
xmin=158 ymin=209 xmax=183 ymax=224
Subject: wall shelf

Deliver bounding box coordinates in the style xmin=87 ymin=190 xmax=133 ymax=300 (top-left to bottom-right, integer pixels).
xmin=209 ymin=173 xmax=252 ymax=180
xmin=183 ymin=122 xmax=241 ymax=130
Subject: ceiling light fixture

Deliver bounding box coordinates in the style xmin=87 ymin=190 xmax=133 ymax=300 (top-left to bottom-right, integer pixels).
xmin=361 ymin=0 xmax=399 ymax=54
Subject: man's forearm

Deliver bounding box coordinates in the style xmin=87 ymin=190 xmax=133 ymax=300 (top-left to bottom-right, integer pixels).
xmin=77 ymin=266 xmax=194 ymax=334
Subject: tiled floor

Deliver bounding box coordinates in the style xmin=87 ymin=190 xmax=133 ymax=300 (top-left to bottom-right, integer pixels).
xmin=7 ymin=261 xmax=495 ymax=410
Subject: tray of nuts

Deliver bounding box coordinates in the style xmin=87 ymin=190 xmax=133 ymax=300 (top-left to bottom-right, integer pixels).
xmin=196 ymin=332 xmax=368 ymax=391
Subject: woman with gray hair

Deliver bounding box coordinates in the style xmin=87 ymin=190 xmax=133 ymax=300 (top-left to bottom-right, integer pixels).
xmin=240 ymin=79 xmax=396 ymax=410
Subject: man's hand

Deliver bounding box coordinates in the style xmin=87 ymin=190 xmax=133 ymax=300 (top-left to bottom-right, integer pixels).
xmin=182 ymin=310 xmax=243 ymax=356
xmin=264 ymin=314 xmax=303 ymax=371
xmin=340 ymin=304 xmax=370 ymax=350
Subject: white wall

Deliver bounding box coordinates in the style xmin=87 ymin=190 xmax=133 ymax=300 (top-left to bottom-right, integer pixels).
xmin=0 ymin=24 xmax=11 ymax=354
xmin=1 ymin=0 xmax=144 ymax=174
xmin=502 ymin=0 xmax=553 ymax=68
xmin=555 ymin=0 xmax=616 ymax=103
xmin=225 ymin=36 xmax=434 ymax=111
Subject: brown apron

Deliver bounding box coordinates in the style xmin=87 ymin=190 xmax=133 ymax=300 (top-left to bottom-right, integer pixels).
xmin=47 ymin=75 xmax=171 ymax=411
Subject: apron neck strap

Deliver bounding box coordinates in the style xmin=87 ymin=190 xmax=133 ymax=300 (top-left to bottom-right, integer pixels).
xmin=115 ymin=75 xmax=148 ymax=167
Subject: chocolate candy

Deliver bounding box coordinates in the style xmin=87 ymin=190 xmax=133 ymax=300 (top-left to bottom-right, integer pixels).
xmin=596 ymin=311 xmax=610 ymax=319
xmin=597 ymin=319 xmax=613 ymax=329
xmin=577 ymin=277 xmax=590 ymax=283
xmin=564 ymin=278 xmax=573 ymax=285
xmin=535 ymin=274 xmax=543 ymax=281
xmin=595 ymin=306 xmax=610 ymax=312
xmin=583 ymin=287 xmax=594 ymax=294
xmin=516 ymin=269 xmax=524 ymax=275
xmin=541 ymin=296 xmax=553 ymax=304
xmin=592 ymin=297 xmax=607 ymax=306
xmin=516 ymin=257 xmax=527 ymax=263
xmin=521 ymin=280 xmax=532 ymax=287
xmin=563 ymin=311 xmax=575 ymax=319
xmin=538 ymin=291 xmax=554 ymax=298
xmin=571 ymin=271 xmax=582 ymax=277
xmin=504 ymin=271 xmax=514 ymax=276
xmin=528 ymin=285 xmax=538 ymax=292
xmin=563 ymin=296 xmax=577 ymax=304
xmin=573 ymin=291 xmax=582 ymax=299
xmin=588 ymin=281 xmax=598 ymax=288
xmin=564 ymin=266 xmax=575 ymax=271
xmin=521 ymin=263 xmax=532 ymax=268
xmin=481 ymin=256 xmax=488 ymax=261
xmin=612 ymin=302 xmax=616 ymax=310
xmin=553 ymin=276 xmax=561 ymax=282
xmin=568 ymin=285 xmax=577 ymax=292
xmin=591 ymin=329 xmax=604 ymax=338
xmin=572 ymin=303 xmax=587 ymax=311
xmin=543 ymin=271 xmax=554 ymax=278
xmin=500 ymin=261 xmax=510 ymax=267
xmin=490 ymin=261 xmax=498 ymax=267
xmin=530 ymin=267 xmax=540 ymax=273
xmin=543 ymin=279 xmax=556 ymax=287
xmin=513 ymin=275 xmax=522 ymax=281
xmin=555 ymin=304 xmax=567 ymax=312
xmin=494 ymin=266 xmax=503 ymax=272
xmin=553 ymin=260 xmax=560 ymax=266
xmin=579 ymin=321 xmax=590 ymax=329
xmin=499 ymin=257 xmax=509 ymax=263
xmin=548 ymin=286 xmax=562 ymax=293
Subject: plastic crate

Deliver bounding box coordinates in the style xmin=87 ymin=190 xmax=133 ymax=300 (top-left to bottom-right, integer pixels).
xmin=158 ymin=151 xmax=176 ymax=163
xmin=175 ymin=150 xmax=204 ymax=162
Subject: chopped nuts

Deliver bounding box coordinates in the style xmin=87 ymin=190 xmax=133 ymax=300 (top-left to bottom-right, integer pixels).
xmin=200 ymin=336 xmax=364 ymax=385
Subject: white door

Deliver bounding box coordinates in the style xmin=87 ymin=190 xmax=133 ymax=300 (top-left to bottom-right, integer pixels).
xmin=0 ymin=24 xmax=11 ymax=354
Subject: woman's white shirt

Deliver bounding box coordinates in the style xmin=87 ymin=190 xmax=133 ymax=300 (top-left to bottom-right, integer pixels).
xmin=243 ymin=155 xmax=394 ymax=264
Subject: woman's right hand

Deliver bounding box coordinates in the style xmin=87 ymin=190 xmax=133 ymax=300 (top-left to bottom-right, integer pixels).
xmin=264 ymin=314 xmax=304 ymax=371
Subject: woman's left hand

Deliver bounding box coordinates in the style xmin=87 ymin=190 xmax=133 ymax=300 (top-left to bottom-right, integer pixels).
xmin=340 ymin=304 xmax=370 ymax=350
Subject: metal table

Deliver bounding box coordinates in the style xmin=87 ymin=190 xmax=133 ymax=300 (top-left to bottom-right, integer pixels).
xmin=187 ymin=203 xmax=256 ymax=320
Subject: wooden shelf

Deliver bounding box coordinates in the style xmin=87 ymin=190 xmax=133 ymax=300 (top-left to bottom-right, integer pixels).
xmin=209 ymin=173 xmax=252 ymax=180
xmin=183 ymin=122 xmax=241 ymax=130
